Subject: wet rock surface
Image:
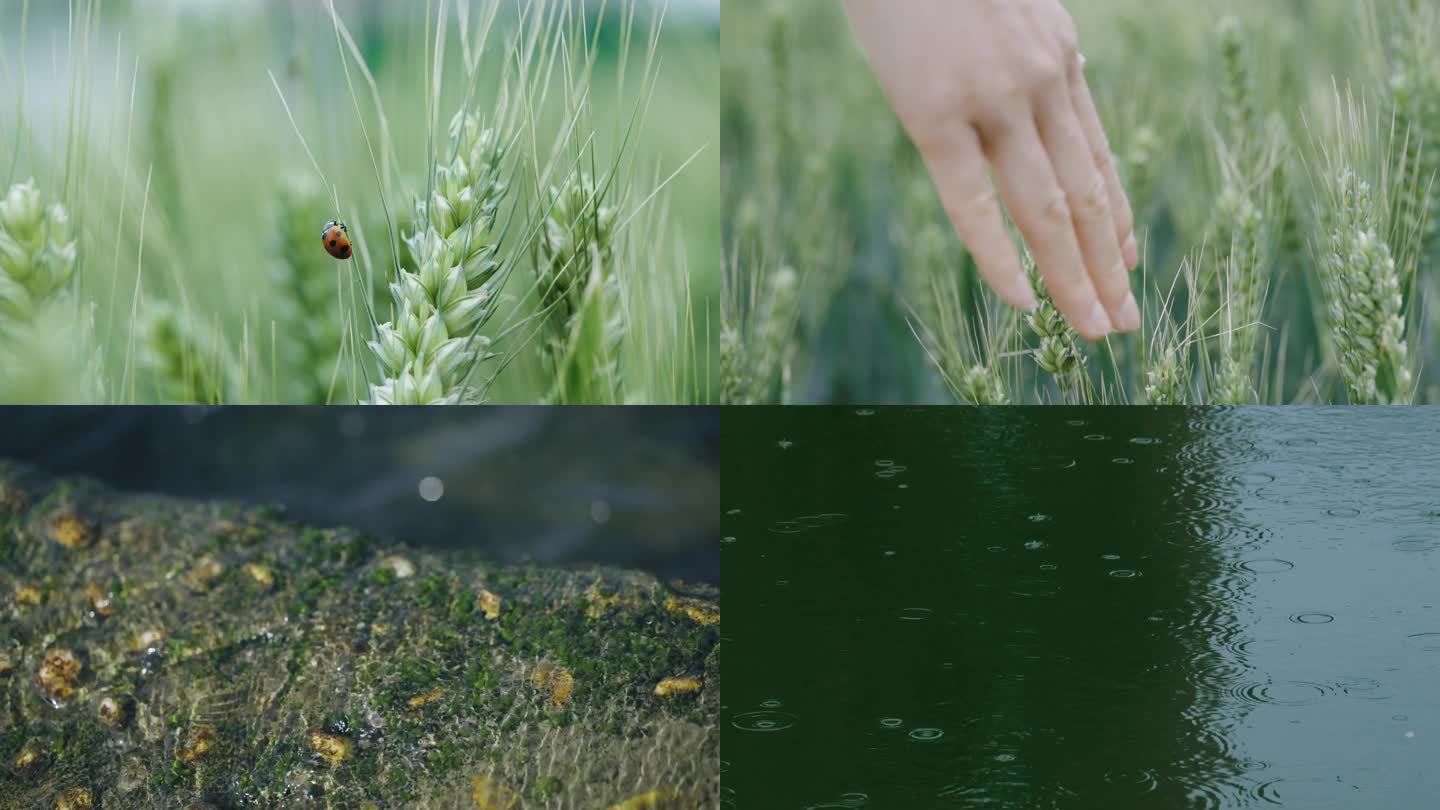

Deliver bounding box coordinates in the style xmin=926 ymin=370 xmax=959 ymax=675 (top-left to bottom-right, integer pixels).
xmin=0 ymin=461 xmax=719 ymax=808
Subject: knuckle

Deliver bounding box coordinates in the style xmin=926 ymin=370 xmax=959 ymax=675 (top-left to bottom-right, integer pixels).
xmin=1040 ymin=190 xmax=1072 ymax=225
xmin=1090 ymin=142 xmax=1114 ymax=169
xmin=1075 ymin=173 xmax=1110 ymax=218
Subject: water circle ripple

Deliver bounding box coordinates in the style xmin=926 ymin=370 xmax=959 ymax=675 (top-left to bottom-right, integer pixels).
xmin=908 ymin=727 xmax=945 ymax=742
xmin=732 ymin=710 xmax=798 ymax=732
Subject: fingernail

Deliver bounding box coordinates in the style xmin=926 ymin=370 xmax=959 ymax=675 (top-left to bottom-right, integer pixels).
xmin=1082 ymin=299 xmax=1112 ymax=339
xmin=1122 ymin=235 xmax=1139 ymax=270
xmin=1117 ymin=291 xmax=1141 ymax=332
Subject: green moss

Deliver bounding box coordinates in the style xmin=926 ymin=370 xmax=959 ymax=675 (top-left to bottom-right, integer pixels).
xmin=0 ymin=461 xmax=718 ymax=808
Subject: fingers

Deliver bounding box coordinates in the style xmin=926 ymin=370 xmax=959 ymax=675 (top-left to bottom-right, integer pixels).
xmin=985 ymin=118 xmax=1111 ymax=340
xmin=1068 ymin=61 xmax=1138 ymax=270
xmin=1035 ymin=82 xmax=1138 ymax=333
xmin=919 ymin=125 xmax=1037 ymax=312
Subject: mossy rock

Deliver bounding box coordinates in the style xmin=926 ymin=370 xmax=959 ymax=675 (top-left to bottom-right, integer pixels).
xmin=0 ymin=461 xmax=719 ymax=808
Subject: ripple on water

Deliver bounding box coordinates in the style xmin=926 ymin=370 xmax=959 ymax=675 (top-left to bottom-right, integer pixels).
xmin=1231 ymin=472 xmax=1277 ymax=486
xmin=1235 ymin=558 xmax=1295 ymax=574
xmin=1229 ymin=680 xmax=1332 ymax=707
xmin=908 ymin=727 xmax=944 ymax=742
xmin=1289 ymin=612 xmax=1334 ymax=624
xmin=1102 ymin=768 xmax=1159 ymax=793
xmin=1108 ymin=569 xmax=1141 ymax=579
xmin=1083 ymin=434 xmax=1108 ymax=441
xmin=732 ymin=710 xmax=798 ymax=732
xmin=1392 ymin=536 xmax=1440 ymax=553
xmin=1405 ymin=632 xmax=1440 ymax=652
xmin=1325 ymin=506 xmax=1361 ymax=518
xmin=1112 ymin=457 xmax=1134 ymax=465
xmin=898 ymin=607 xmax=933 ymax=621
xmin=880 ymin=718 xmax=903 ymax=728
xmin=1129 ymin=436 xmax=1161 ymax=445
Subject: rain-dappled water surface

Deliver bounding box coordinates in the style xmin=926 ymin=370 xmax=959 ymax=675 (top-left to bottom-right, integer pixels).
xmin=722 ymin=407 xmax=1440 ymax=809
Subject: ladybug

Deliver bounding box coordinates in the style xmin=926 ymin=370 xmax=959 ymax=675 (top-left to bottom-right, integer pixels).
xmin=321 ymin=220 xmax=352 ymax=260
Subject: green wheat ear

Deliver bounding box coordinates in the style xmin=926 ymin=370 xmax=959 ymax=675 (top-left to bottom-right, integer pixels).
xmin=0 ymin=179 xmax=78 ymax=323
xmin=537 ymin=172 xmax=622 ymax=404
xmin=1022 ymin=249 xmax=1091 ymax=404
xmin=0 ymin=179 xmax=106 ymax=403
xmin=369 ymin=109 xmax=511 ymax=405
xmin=1317 ymin=169 xmax=1411 ymax=404
xmin=137 ymin=302 xmax=237 ymax=405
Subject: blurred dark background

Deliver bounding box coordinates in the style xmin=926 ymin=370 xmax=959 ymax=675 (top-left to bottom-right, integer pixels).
xmin=0 ymin=407 xmax=718 ymax=584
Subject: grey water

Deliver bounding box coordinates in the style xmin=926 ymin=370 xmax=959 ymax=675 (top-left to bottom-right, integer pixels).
xmin=722 ymin=407 xmax=1440 ymax=808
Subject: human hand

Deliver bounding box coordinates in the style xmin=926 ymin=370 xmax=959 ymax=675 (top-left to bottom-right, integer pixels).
xmin=845 ymin=0 xmax=1138 ymax=339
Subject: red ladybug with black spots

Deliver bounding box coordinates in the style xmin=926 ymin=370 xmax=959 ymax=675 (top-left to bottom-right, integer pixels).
xmin=321 ymin=220 xmax=352 ymax=260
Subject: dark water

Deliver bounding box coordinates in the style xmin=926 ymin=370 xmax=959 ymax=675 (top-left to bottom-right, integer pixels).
xmin=722 ymin=407 xmax=1440 ymax=808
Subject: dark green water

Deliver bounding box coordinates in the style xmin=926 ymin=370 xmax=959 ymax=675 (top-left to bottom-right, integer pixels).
xmin=722 ymin=407 xmax=1440 ymax=809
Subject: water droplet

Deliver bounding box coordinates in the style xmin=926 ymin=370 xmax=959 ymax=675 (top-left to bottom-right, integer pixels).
xmin=994 ymin=753 xmax=1016 ymax=762
xmin=1236 ymin=558 xmax=1295 ymax=574
xmin=1128 ymin=437 xmax=1160 ymax=445
xmin=898 ymin=607 xmax=933 ymax=621
xmin=855 ymin=409 xmax=875 ymax=416
xmin=879 ymin=718 xmax=903 ymax=728
xmin=1111 ymin=457 xmax=1134 ymax=464
xmin=1083 ymin=434 xmax=1108 ymax=441
xmin=1393 ymin=536 xmax=1440 ymax=553
xmin=987 ymin=545 xmax=1004 ymax=553
xmin=776 ymin=439 xmax=794 ymax=450
xmin=1289 ymin=612 xmax=1334 ymax=624
xmin=908 ymin=727 xmax=944 ymax=741
xmin=1405 ymin=632 xmax=1440 ymax=651
xmin=1326 ymin=507 xmax=1360 ymax=517
xmin=732 ymin=710 xmax=798 ymax=732
xmin=761 ymin=699 xmax=782 ymax=708
xmin=1066 ymin=419 xmax=1086 ymax=427
xmin=1024 ymin=540 xmax=1045 ymax=550
xmin=1028 ymin=513 xmax=1050 ymax=523
xmin=1101 ymin=554 xmax=1121 ymax=560
xmin=1039 ymin=563 xmax=1057 ymax=570
xmin=721 ymin=536 xmax=737 ymax=544
xmin=1109 ymin=569 xmax=1140 ymax=579
xmin=875 ymin=459 xmax=894 ymax=467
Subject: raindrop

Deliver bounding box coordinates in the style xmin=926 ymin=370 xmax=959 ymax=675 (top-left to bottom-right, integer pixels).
xmin=908 ymin=727 xmax=945 ymax=741
xmin=993 ymin=753 xmax=1016 ymax=763
xmin=721 ymin=536 xmax=737 ymax=544
xmin=1066 ymin=419 xmax=1086 ymax=427
xmin=761 ymin=699 xmax=783 ymax=708
xmin=875 ymin=459 xmax=894 ymax=467
xmin=732 ymin=710 xmax=798 ymax=732
xmin=1109 ymin=569 xmax=1139 ymax=579
xmin=1236 ymin=558 xmax=1295 ymax=574
xmin=1101 ymin=554 xmax=1121 ymax=560
xmin=855 ymin=409 xmax=876 ymax=416
xmin=898 ymin=607 xmax=933 ymax=621
xmin=1326 ymin=507 xmax=1360 ymax=518
xmin=1393 ymin=536 xmax=1440 ymax=553
xmin=880 ymin=718 xmax=903 ymax=728
xmin=1039 ymin=563 xmax=1057 ymax=570
xmin=987 ymin=546 xmax=1004 ymax=553
xmin=1112 ymin=457 xmax=1134 ymax=465
xmin=1289 ymin=613 xmax=1334 ymax=624
xmin=1405 ymin=632 xmax=1440 ymax=652
xmin=1083 ymin=434 xmax=1108 ymax=441
xmin=1128 ymin=437 xmax=1161 ymax=445
xmin=1028 ymin=513 xmax=1050 ymax=523
xmin=1024 ymin=540 xmax=1045 ymax=550
xmin=1232 ymin=472 xmax=1276 ymax=486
